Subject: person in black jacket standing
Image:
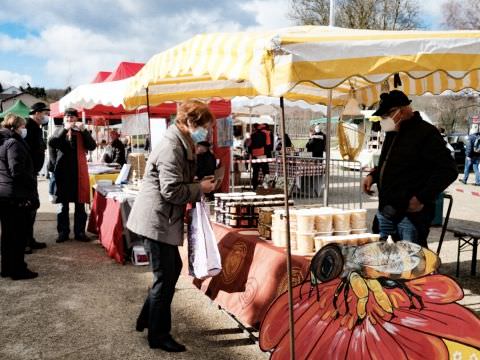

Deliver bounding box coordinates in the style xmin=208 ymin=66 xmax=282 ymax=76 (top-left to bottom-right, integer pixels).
xmin=0 ymin=114 xmax=38 ymax=280
xmin=24 ymin=102 xmax=50 ymax=253
xmin=306 ymin=125 xmax=326 ymax=158
xmin=48 ymin=108 xmax=96 ymax=242
xmin=363 ymin=90 xmax=457 ymax=247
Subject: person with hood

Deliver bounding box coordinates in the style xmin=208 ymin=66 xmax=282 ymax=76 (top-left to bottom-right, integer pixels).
xmin=362 ymin=90 xmax=457 ymax=247
xmin=127 ymin=100 xmax=216 ymax=352
xmin=48 ymin=108 xmax=96 ymax=243
xmin=0 ymin=114 xmax=38 ymax=280
xmin=306 ymin=125 xmax=326 ymax=158
xmin=23 ymin=102 xmax=50 ymax=253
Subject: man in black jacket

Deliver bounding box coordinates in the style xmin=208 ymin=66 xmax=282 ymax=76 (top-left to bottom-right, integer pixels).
xmin=363 ymin=90 xmax=457 ymax=247
xmin=24 ymin=102 xmax=50 ymax=252
xmin=48 ymin=108 xmax=96 ymax=242
xmin=306 ymin=125 xmax=326 ymax=158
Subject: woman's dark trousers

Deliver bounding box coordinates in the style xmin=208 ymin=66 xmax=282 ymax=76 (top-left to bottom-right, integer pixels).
xmin=137 ymin=238 xmax=183 ymax=344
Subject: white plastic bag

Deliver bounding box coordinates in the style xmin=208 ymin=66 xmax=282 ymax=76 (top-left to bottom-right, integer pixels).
xmin=187 ymin=201 xmax=222 ymax=279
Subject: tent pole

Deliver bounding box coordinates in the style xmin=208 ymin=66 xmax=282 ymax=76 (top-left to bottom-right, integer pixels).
xmin=146 ymin=87 xmax=152 ymax=143
xmin=279 ymin=96 xmax=296 ymax=360
xmin=249 ymin=107 xmax=253 ymax=190
xmin=324 ymin=3 xmax=335 ymax=206
xmin=324 ymin=90 xmax=333 ymax=206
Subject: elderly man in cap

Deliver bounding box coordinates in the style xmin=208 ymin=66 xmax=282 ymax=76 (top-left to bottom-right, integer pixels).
xmin=24 ymin=102 xmax=50 ymax=253
xmin=48 ymin=108 xmax=96 ymax=242
xmin=362 ymin=90 xmax=457 ymax=247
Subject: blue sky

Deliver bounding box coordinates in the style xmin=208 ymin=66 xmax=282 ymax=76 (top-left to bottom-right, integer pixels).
xmin=0 ymin=0 xmax=446 ymax=89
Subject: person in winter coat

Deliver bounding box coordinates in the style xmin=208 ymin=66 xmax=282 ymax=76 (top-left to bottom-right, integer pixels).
xmin=24 ymin=102 xmax=50 ymax=253
xmin=127 ymin=100 xmax=216 ymax=352
xmin=0 ymin=114 xmax=38 ymax=280
xmin=306 ymin=125 xmax=326 ymax=158
xmin=102 ymin=130 xmax=126 ymax=166
xmin=48 ymin=108 xmax=96 ymax=243
xmin=363 ymin=90 xmax=457 ymax=247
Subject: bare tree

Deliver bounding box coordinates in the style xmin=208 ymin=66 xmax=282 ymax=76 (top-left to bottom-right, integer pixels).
xmin=442 ymin=0 xmax=480 ymax=30
xmin=289 ymin=0 xmax=422 ymax=30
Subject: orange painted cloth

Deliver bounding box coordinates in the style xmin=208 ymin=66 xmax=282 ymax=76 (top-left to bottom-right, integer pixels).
xmin=192 ymin=223 xmax=310 ymax=328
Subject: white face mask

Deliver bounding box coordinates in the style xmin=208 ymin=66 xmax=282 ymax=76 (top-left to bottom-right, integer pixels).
xmin=41 ymin=115 xmax=49 ymax=125
xmin=19 ymin=128 xmax=28 ymax=138
xmin=380 ymin=110 xmax=400 ymax=132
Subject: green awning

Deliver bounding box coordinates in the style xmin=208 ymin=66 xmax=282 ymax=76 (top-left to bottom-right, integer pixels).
xmin=0 ymin=99 xmax=31 ymax=118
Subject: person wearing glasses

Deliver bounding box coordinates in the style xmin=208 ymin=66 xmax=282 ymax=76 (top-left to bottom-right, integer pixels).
xmin=362 ymin=90 xmax=457 ymax=247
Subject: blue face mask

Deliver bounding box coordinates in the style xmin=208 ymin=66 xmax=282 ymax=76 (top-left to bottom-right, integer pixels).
xmin=191 ymin=127 xmax=208 ymax=143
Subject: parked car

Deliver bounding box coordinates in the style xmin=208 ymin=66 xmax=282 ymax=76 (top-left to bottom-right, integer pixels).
xmin=447 ymin=134 xmax=469 ymax=172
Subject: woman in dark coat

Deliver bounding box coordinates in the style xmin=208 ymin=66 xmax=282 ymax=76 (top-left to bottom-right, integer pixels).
xmin=0 ymin=114 xmax=38 ymax=280
xmin=127 ymin=101 xmax=216 ymax=352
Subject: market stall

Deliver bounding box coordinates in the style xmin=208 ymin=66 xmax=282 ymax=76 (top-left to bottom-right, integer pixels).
xmin=121 ymin=25 xmax=480 ymax=359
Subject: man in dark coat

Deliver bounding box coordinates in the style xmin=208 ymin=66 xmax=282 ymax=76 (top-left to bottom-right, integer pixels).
xmin=306 ymin=125 xmax=326 ymax=158
xmin=363 ymin=90 xmax=457 ymax=247
xmin=48 ymin=108 xmax=96 ymax=242
xmin=103 ymin=130 xmax=126 ymax=165
xmin=23 ymin=102 xmax=50 ymax=253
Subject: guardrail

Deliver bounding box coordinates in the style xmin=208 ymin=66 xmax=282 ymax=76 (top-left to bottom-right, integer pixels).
xmin=232 ymin=156 xmax=363 ymax=209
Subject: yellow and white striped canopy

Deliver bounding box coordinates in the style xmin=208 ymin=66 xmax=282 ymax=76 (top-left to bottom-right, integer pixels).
xmin=124 ymin=26 xmax=480 ymax=109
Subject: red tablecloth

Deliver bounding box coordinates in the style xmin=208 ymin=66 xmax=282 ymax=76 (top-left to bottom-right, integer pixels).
xmin=88 ymin=191 xmax=125 ymax=264
xmin=193 ymin=223 xmax=311 ymax=328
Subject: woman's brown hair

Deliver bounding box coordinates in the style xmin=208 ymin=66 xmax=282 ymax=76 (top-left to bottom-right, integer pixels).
xmin=175 ymin=100 xmax=215 ymax=128
xmin=1 ymin=113 xmax=26 ymax=130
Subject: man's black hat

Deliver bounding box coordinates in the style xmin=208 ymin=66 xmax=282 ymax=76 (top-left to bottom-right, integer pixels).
xmin=64 ymin=108 xmax=79 ymax=117
xmin=29 ymin=102 xmax=50 ymax=114
xmin=373 ymin=90 xmax=412 ymax=116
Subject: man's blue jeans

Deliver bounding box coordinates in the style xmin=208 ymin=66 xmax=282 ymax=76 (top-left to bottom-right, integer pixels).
xmin=463 ymin=157 xmax=480 ymax=185
xmin=376 ymin=211 xmax=418 ymax=243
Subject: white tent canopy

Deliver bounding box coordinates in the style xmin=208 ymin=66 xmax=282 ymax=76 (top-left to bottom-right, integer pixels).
xmin=231 ymin=96 xmax=326 ymax=115
xmin=59 ymin=79 xmax=130 ymax=112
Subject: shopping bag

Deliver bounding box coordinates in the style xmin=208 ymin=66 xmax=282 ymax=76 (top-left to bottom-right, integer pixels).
xmin=187 ymin=201 xmax=222 ymax=279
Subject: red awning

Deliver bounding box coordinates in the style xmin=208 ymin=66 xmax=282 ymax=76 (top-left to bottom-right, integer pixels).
xmin=104 ymin=62 xmax=144 ymax=81
xmin=91 ymin=71 xmax=112 ymax=83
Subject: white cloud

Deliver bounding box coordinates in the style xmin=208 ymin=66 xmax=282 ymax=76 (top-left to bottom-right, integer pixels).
xmin=0 ymin=70 xmax=31 ymax=87
xmin=421 ymin=0 xmax=447 ymax=19
xmin=0 ymin=0 xmax=293 ymax=87
xmin=242 ymin=0 xmax=293 ymax=31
